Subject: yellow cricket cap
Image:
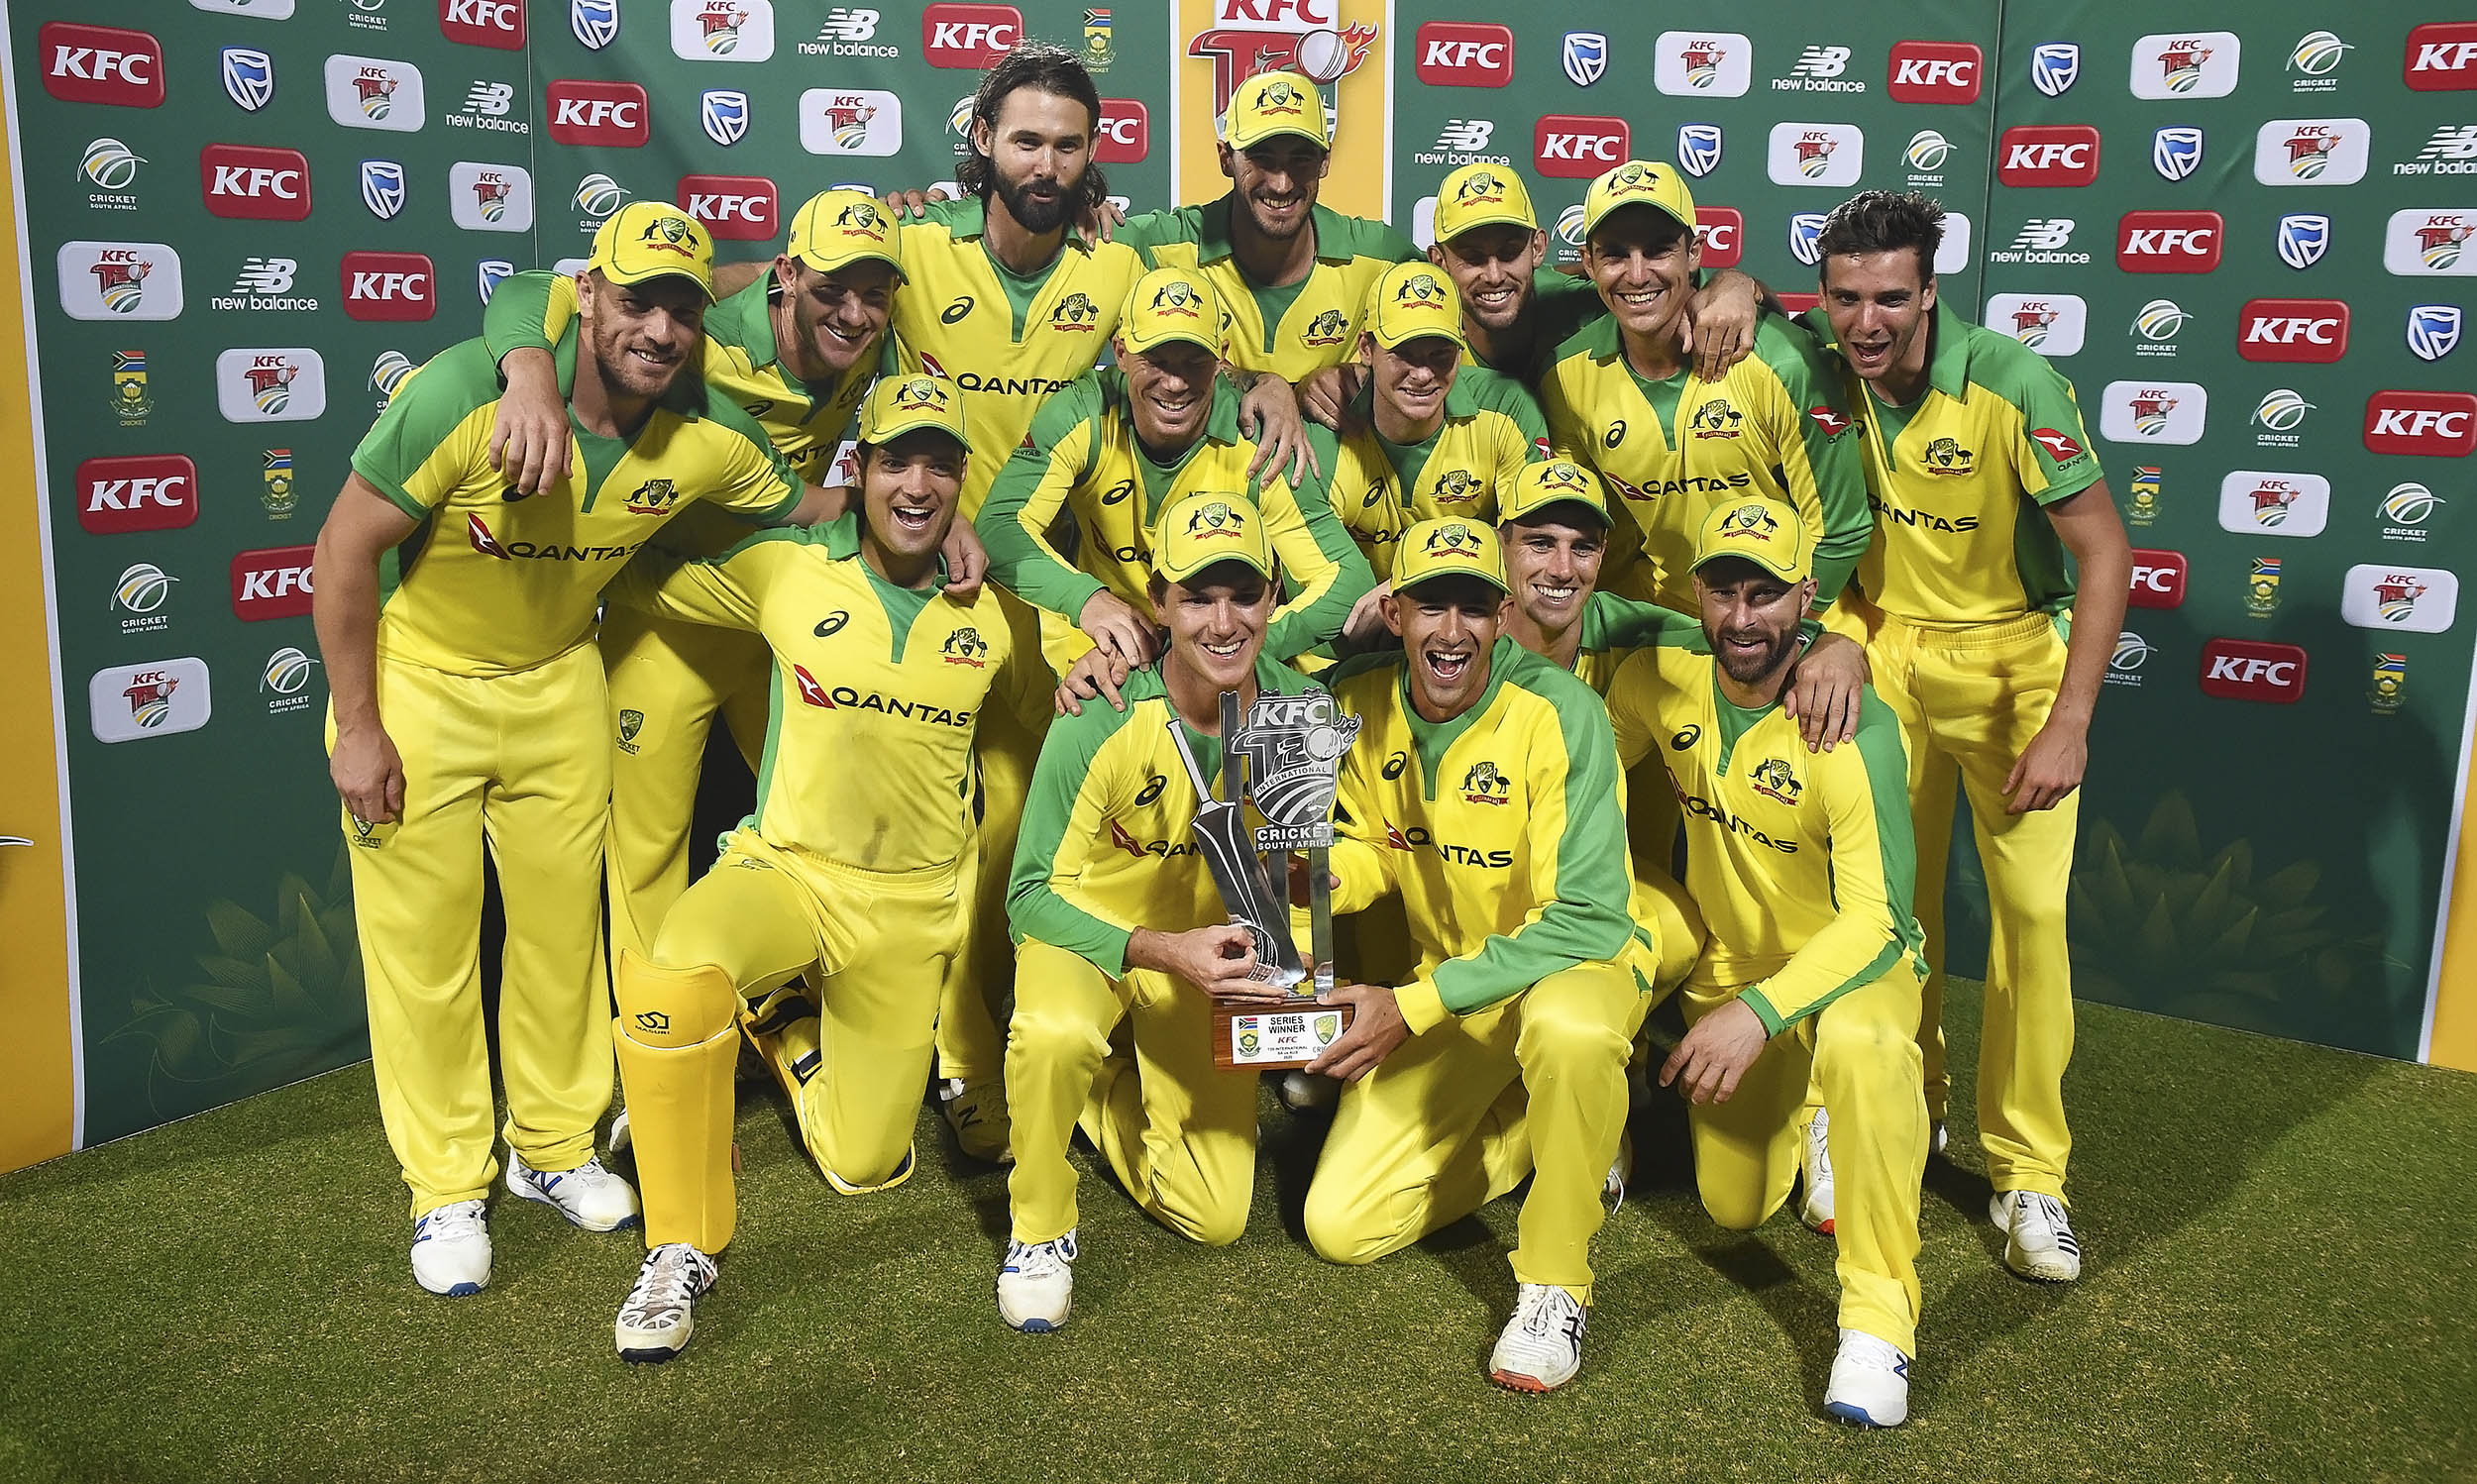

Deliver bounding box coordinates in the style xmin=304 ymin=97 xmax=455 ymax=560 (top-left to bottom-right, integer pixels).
xmin=1222 ymin=71 xmax=1330 ymax=151
xmin=588 ymin=201 xmax=714 ymax=299
xmin=1154 ymin=492 xmax=1277 ymax=585
xmin=785 ymin=189 xmax=906 ymax=278
xmin=1433 ymin=163 xmax=1538 ymax=242
xmin=1692 ymin=496 xmax=1810 ymax=584
xmin=1119 ymin=267 xmax=1224 ymax=358
xmin=1497 ymin=459 xmax=1609 ymax=528
xmin=1364 ymin=262 xmax=1467 ymax=352
xmin=1393 ymin=516 xmax=1510 ymax=596
xmin=1579 ymin=159 xmax=1695 ymax=242
xmin=858 ymin=372 xmax=968 ymax=448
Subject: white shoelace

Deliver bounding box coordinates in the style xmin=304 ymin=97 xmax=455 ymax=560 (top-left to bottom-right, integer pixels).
xmin=624 ymin=1244 xmax=716 ymax=1328
xmin=1511 ymin=1285 xmax=1585 ymax=1347
xmin=1004 ymin=1233 xmax=1076 ymax=1278
xmin=414 ymin=1200 xmax=485 ymax=1244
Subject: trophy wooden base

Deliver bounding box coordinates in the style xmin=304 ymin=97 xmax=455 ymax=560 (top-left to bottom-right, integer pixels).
xmin=1213 ymin=999 xmax=1355 ymax=1070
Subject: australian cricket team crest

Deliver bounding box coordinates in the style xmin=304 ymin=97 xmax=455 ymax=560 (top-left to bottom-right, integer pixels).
xmin=2128 ymin=467 xmax=2162 ymax=525
xmin=1454 ymin=168 xmax=1511 ymax=209
xmin=1149 ymin=278 xmax=1203 ymax=318
xmin=941 ymin=626 xmax=991 ymax=668
xmin=262 ymin=449 xmax=295 ymax=519
xmin=616 ymin=708 xmax=645 ymax=754
xmin=1433 ymin=469 xmax=1484 ymax=505
xmin=1186 ymin=499 xmax=1244 ymax=540
xmin=2247 ymin=557 xmax=2282 ymax=617
xmin=1922 ymin=437 xmax=1977 ymax=477
xmin=625 ymin=477 xmax=681 ymax=516
xmin=2371 ymin=654 xmax=2408 ymax=715
xmin=833 ymin=198 xmax=888 ymax=241
xmin=112 ymin=349 xmax=151 ymax=425
xmin=1459 ymin=761 xmax=1512 ymax=806
xmin=1300 ymin=308 xmax=1350 ymax=349
xmin=1749 ymin=756 xmax=1803 ymax=805
xmin=1688 ymin=397 xmax=1745 ymax=440
xmin=1050 ymin=292 xmax=1100 ymax=333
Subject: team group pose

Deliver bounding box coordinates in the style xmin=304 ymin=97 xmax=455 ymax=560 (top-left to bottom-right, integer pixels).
xmin=312 ymin=42 xmax=2125 ymax=1431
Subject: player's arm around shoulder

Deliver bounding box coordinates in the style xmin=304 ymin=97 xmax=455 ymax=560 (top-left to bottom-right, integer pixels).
xmin=1008 ymin=692 xmax=1148 ymax=974
xmin=976 ymin=371 xmax=1111 ymax=613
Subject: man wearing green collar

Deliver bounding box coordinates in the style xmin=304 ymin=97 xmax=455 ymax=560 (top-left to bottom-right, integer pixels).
xmin=600 ymin=374 xmax=1048 ymax=1363
xmin=977 ymin=265 xmax=1373 ymax=677
xmin=313 ymin=202 xmax=832 ymax=1299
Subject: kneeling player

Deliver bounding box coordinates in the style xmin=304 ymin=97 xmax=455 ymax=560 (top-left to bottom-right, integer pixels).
xmin=1299 ymin=518 xmax=1664 ymax=1393
xmin=604 ymin=377 xmax=1044 ymax=1361
xmin=997 ymin=494 xmax=1318 ymax=1332
xmin=1605 ymin=498 xmax=1930 ymax=1427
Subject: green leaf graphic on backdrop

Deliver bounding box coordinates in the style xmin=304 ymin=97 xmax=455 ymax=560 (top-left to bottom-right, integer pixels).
xmin=104 ymin=849 xmax=369 ymax=1118
xmin=2069 ymin=793 xmax=2411 ymax=1050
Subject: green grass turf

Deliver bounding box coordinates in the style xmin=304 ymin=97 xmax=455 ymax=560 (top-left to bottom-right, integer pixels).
xmin=3 ymin=983 xmax=2474 ymax=1484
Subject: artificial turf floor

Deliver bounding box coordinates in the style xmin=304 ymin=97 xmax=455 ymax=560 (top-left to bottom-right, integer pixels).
xmin=2 ymin=983 xmax=2473 ymax=1484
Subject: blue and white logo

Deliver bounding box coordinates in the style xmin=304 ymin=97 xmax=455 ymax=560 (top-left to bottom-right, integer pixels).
xmin=1787 ymin=213 xmax=1828 ymax=266
xmin=478 ymin=260 xmax=514 ymax=304
xmin=573 ymin=0 xmax=619 ymax=52
xmin=2277 ymin=213 xmax=2330 ymax=269
xmin=1676 ymin=124 xmax=1723 ymax=179
xmin=222 ymin=48 xmax=275 ymax=113
xmin=701 ymin=90 xmax=749 ymax=147
xmin=2030 ymin=43 xmax=2080 ymax=98
xmin=1562 ymin=32 xmax=1608 ymax=88
xmin=2153 ymin=127 xmax=2205 ymax=181
xmin=2409 ymin=304 xmax=2463 ymax=362
xmin=360 ymin=159 xmax=407 ymax=220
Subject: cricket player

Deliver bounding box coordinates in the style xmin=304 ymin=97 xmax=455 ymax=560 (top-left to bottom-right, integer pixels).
xmin=1298 ymin=517 xmax=1661 ymax=1393
xmin=977 ymin=265 xmax=1373 ymax=676
xmin=313 ymin=204 xmax=828 ymax=1296
xmin=606 ymin=375 xmax=1045 ymax=1362
xmin=1539 ymin=160 xmax=1870 ymax=616
xmin=996 ymin=493 xmax=1319 ymax=1332
xmin=1803 ymin=191 xmax=2129 ymax=1281
xmin=1603 ymin=495 xmax=1930 ymax=1428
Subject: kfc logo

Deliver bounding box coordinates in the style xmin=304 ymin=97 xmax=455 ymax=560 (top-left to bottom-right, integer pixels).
xmin=439 ymin=0 xmax=525 ymax=49
xmin=2363 ymin=390 xmax=2477 ymax=456
xmin=1887 ymin=42 xmax=1982 ymax=103
xmin=2385 ymin=210 xmax=2477 ymax=276
xmin=40 ymin=23 xmax=162 ymax=108
xmin=1416 ymin=22 xmax=1512 ymax=85
xmin=2127 ymin=549 xmax=2189 ymax=608
xmin=56 ymin=241 xmax=184 ymax=322
xmin=922 ymin=3 xmax=1021 ymax=67
xmin=216 ymin=348 xmax=327 ymax=424
xmin=1095 ymin=100 xmax=1148 ymax=163
xmin=231 ymin=546 xmax=318 ymax=620
xmin=546 ymin=80 xmax=648 ymax=146
xmin=323 ymin=55 xmax=427 ymax=133
xmin=2198 ymin=639 xmax=2307 ymax=702
xmin=341 ymin=252 xmax=436 ymax=322
xmin=680 ymin=174 xmax=778 ymax=240
xmin=448 ymin=161 xmax=535 ymax=232
xmin=1767 ymin=123 xmax=1864 ymax=187
xmin=2237 ymin=299 xmax=2349 ymax=363
xmin=1534 ymin=116 xmax=1629 ymax=177
xmin=200 ymin=145 xmax=311 ymax=222
xmin=1693 ymin=207 xmax=1742 ymax=268
xmin=2117 ymin=211 xmax=2222 ymax=271
xmin=1655 ymin=32 xmax=1753 ymax=97
xmin=76 ymin=455 xmax=197 ymax=535
xmin=798 ymin=89 xmax=902 ymax=156
xmin=671 ymin=0 xmax=777 ymax=61
xmin=2100 ymin=380 xmax=2209 ymax=445
xmin=2342 ymin=564 xmax=2460 ymax=633
xmin=2407 ymin=23 xmax=2477 ymax=90
xmin=2132 ymin=32 xmax=2242 ymax=100
xmin=2215 ymin=471 xmax=2331 ymax=537
xmin=1985 ymin=293 xmax=2088 ymax=357
xmin=1996 ymin=126 xmax=2100 ymax=187
xmin=2251 ymin=118 xmax=2372 ymax=185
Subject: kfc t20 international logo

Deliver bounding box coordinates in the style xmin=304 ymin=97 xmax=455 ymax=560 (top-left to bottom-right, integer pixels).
xmin=1985 ymin=293 xmax=2087 ymax=357
xmin=216 ymin=348 xmax=328 ymax=423
xmin=2341 ymin=565 xmax=2459 ymax=632
xmin=546 ymin=80 xmax=648 ymax=146
xmin=799 ymin=90 xmax=902 ymax=157
xmin=39 ymin=23 xmax=163 ymax=108
xmin=2386 ymin=210 xmax=2476 ymax=275
xmin=1655 ymin=32 xmax=1753 ymax=97
xmin=55 ymin=241 xmax=183 ymax=321
xmin=1414 ymin=22 xmax=1512 ymax=86
xmin=2100 ymin=380 xmax=2208 ymax=445
xmin=672 ymin=0 xmax=776 ymax=60
xmin=200 ymin=145 xmax=311 ymax=222
xmin=2216 ymin=471 xmax=2331 ymax=537
xmin=323 ymin=55 xmax=426 ymax=132
xmin=2131 ymin=32 xmax=2240 ymax=99
xmin=77 ymin=455 xmax=197 ymax=534
xmin=1767 ymin=123 xmax=1863 ymax=187
xmin=88 ymin=657 xmax=212 ymax=743
xmin=448 ymin=162 xmax=534 ymax=232
xmin=2251 ymin=118 xmax=2372 ymax=184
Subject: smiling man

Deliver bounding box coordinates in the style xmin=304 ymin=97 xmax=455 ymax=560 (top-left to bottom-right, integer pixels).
xmin=1299 ymin=517 xmax=1662 ymax=1393
xmin=995 ymin=493 xmax=1320 ymax=1333
xmin=600 ymin=375 xmax=1045 ymax=1363
xmin=312 ymin=203 xmax=830 ymax=1298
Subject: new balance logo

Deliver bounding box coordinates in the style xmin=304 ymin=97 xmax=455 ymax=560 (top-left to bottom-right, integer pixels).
xmin=818 ymin=7 xmax=880 ymax=40
xmin=463 ymin=81 xmax=512 ymax=116
xmin=2013 ymin=219 xmax=2074 ymax=250
xmin=233 ymin=258 xmax=295 ymax=293
xmin=2397 ymin=123 xmax=2477 ymax=176
xmin=1436 ymin=119 xmax=1494 ymax=152
xmin=1791 ymin=46 xmax=1848 ymax=77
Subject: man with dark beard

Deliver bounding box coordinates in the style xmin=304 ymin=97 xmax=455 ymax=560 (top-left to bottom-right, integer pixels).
xmin=1601 ymin=496 xmax=1930 ymax=1429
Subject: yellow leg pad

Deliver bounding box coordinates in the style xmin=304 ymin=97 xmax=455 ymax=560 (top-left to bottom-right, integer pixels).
xmin=613 ymin=952 xmax=742 ymax=1251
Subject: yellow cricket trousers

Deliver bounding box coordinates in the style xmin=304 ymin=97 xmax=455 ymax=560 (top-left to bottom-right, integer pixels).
xmin=1868 ymin=610 xmax=2079 ymax=1201
xmin=1302 ymin=960 xmax=1650 ymax=1303
xmin=599 ymin=603 xmax=770 ymax=968
xmin=333 ymin=644 xmax=612 ymax=1219
xmin=1681 ymin=965 xmax=1930 ymax=1356
xmin=1005 ymin=940 xmax=1261 ymax=1246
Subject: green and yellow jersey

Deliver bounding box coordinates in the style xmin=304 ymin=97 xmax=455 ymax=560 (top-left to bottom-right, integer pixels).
xmin=607 ymin=512 xmax=1045 ymax=875
xmin=1116 ymin=198 xmax=1419 ymax=378
xmin=1309 ymin=369 xmax=1548 ymax=578
xmin=1798 ymin=301 xmax=2103 ymax=627
xmin=1008 ymin=656 xmax=1318 ymax=976
xmin=350 ymin=332 xmax=800 ymax=679
xmin=978 ymin=370 xmax=1373 ymax=662
xmin=1465 ymin=267 xmax=1605 ymax=387
xmin=1541 ymin=312 xmax=1869 ymax=614
xmin=888 ymin=197 xmax=1147 ymax=518
xmin=1559 ymin=592 xmax=1708 ymax=694
xmin=1604 ymin=647 xmax=1923 ymax=1032
xmin=1325 ymin=636 xmax=1648 ymax=1032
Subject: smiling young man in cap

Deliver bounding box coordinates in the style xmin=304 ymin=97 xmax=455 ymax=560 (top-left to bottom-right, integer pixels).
xmin=313 ymin=202 xmax=831 ymax=1297
xmin=996 ymin=492 xmax=1322 ymax=1333
xmin=1298 ymin=517 xmax=1662 ymax=1393
xmin=602 ymin=374 xmax=1047 ymax=1362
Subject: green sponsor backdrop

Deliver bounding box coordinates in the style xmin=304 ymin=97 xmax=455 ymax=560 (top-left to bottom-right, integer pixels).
xmin=10 ymin=0 xmax=2467 ymax=1153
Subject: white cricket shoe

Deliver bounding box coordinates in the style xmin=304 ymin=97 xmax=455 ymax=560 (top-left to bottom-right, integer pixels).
xmin=1930 ymin=1118 xmax=1948 ymax=1158
xmin=507 ymin=1151 xmax=642 ymax=1232
xmin=1603 ymin=1130 xmax=1634 ymax=1215
xmin=1823 ymin=1328 xmax=1911 ymax=1428
xmin=998 ymin=1231 xmax=1077 ymax=1332
xmin=410 ymin=1200 xmax=491 ymax=1297
xmin=1799 ymin=1108 xmax=1836 ymax=1234
xmin=607 ymin=1107 xmax=632 ymax=1158
xmin=615 ymin=1242 xmax=717 ymax=1364
xmin=938 ymin=1077 xmax=1015 ymax=1165
xmin=1990 ymin=1190 xmax=2083 ymax=1282
xmin=1488 ymin=1283 xmax=1587 ymax=1393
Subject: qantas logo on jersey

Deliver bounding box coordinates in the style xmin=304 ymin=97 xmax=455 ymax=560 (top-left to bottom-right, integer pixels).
xmin=790 ymin=662 xmax=977 ymax=726
xmin=1868 ymin=492 xmax=1978 ymax=534
xmin=2030 ymin=428 xmax=2088 ymax=463
xmin=1673 ymin=783 xmax=1797 ymax=852
xmin=1107 ymin=818 xmax=1198 ymax=860
xmin=1381 ymin=822 xmax=1514 ymax=869
xmin=464 ymin=513 xmax=640 ymax=563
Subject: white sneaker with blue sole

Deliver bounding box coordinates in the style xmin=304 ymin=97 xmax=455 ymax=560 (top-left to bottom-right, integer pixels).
xmin=410 ymin=1199 xmax=490 ymax=1297
xmin=507 ymin=1151 xmax=641 ymax=1231
xmin=1823 ymin=1328 xmax=1910 ymax=1428
xmin=998 ymin=1230 xmax=1077 ymax=1332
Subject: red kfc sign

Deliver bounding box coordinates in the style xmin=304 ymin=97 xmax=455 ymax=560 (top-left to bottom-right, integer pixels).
xmin=1887 ymin=42 xmax=1983 ymax=103
xmin=200 ymin=145 xmax=312 ymax=222
xmin=546 ymin=80 xmax=649 ymax=147
xmin=2127 ymin=549 xmax=2189 ymax=609
xmin=39 ymin=23 xmax=162 ymax=107
xmin=2117 ymin=211 xmax=2223 ymax=272
xmin=231 ymin=545 xmax=318 ymax=620
xmin=679 ymin=174 xmax=778 ymax=241
xmin=1095 ymin=99 xmax=1149 ymax=163
xmin=1996 ymin=126 xmax=2100 ymax=187
xmin=342 ymin=252 xmax=437 ymax=322
xmin=2199 ymin=639 xmax=2308 ymax=703
xmin=1534 ymin=116 xmax=1629 ymax=178
xmin=2406 ymin=22 xmax=2477 ymax=89
xmin=922 ymin=4 xmax=1023 ymax=67
xmin=438 ymin=0 xmax=525 ymax=50
xmin=2236 ymin=299 xmax=2349 ymax=364
xmin=1414 ymin=22 xmax=1514 ymax=86
xmin=2363 ymin=390 xmax=2477 ymax=457
xmin=76 ymin=455 xmax=196 ymax=535
xmin=1693 ymin=207 xmax=1743 ymax=269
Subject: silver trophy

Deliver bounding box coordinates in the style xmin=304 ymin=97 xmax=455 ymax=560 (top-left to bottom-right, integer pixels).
xmin=1167 ymin=688 xmax=1362 ymax=1067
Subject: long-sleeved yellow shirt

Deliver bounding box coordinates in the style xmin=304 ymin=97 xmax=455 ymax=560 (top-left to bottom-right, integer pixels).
xmin=1310 ymin=369 xmax=1549 ymax=579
